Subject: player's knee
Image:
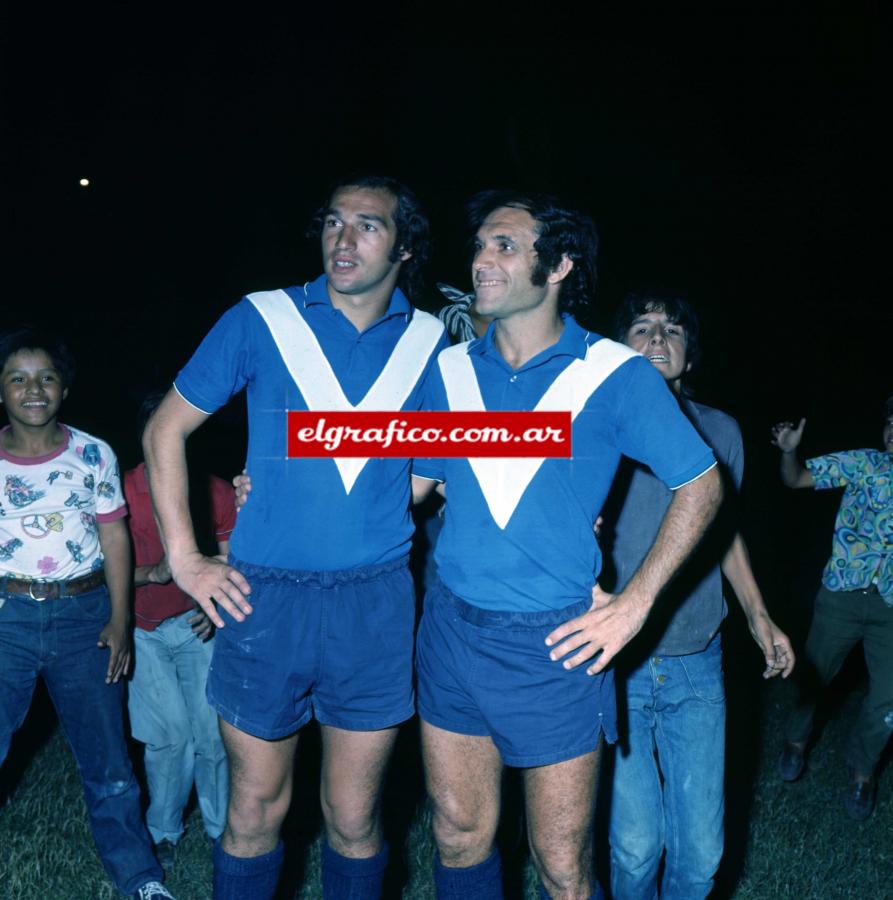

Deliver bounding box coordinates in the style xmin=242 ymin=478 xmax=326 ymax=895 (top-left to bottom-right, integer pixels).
xmin=227 ymin=776 xmax=291 ymax=842
xmin=530 ymin=832 xmax=591 ymax=899
xmin=430 ymin=797 xmax=494 ymax=865
xmin=320 ymin=795 xmax=378 ymax=849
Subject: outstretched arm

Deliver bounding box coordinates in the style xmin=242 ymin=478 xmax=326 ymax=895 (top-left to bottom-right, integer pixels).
xmin=546 ymin=465 xmax=723 ymax=674
xmin=722 ymin=532 xmax=795 ymax=678
xmin=771 ymin=418 xmax=815 ymax=489
xmin=143 ymin=389 xmax=252 ymax=628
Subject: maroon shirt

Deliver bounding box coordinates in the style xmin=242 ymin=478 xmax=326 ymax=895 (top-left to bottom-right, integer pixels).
xmin=124 ymin=462 xmax=236 ymax=631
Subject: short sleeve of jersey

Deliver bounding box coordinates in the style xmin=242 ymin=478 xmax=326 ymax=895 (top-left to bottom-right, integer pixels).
xmin=611 ymin=357 xmax=716 ymax=488
xmin=209 ymin=474 xmax=237 ymax=541
xmin=411 ymin=352 xmax=449 ymax=483
xmin=92 ymin=440 xmax=127 ymax=522
xmin=174 ymin=301 xmax=255 ymax=415
xmin=806 ymin=449 xmax=869 ymax=491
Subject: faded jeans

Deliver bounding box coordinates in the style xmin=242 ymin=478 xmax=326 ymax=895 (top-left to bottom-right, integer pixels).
xmin=610 ymin=633 xmax=725 ymax=900
xmin=129 ymin=609 xmax=228 ymax=843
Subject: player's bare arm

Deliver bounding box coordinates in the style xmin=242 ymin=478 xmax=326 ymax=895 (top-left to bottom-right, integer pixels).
xmin=143 ymin=388 xmax=252 ymax=628
xmin=96 ymin=517 xmax=133 ymax=684
xmin=721 ymin=532 xmax=795 ymax=678
xmin=546 ymin=464 xmax=723 ymax=674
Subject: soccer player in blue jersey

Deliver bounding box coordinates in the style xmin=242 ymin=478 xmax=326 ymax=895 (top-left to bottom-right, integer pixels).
xmin=142 ymin=175 xmax=447 ymax=900
xmin=411 ymin=192 xmax=723 ymax=900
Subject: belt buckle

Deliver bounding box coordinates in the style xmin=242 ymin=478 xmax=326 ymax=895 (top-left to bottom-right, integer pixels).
xmin=28 ymin=580 xmax=51 ymax=602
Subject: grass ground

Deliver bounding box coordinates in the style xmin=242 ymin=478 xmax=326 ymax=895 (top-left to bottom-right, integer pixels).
xmin=1 ymin=645 xmax=890 ymax=899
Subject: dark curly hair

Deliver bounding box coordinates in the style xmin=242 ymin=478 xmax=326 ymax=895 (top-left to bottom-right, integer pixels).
xmin=613 ymin=291 xmax=702 ymax=389
xmin=0 ymin=326 xmax=76 ymax=388
xmin=466 ymin=190 xmax=599 ymax=313
xmin=307 ymin=174 xmax=430 ymax=302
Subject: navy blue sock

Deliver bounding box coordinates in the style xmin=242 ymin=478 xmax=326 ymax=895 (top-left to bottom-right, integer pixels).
xmin=321 ymin=840 xmax=389 ymax=899
xmin=212 ymin=840 xmax=283 ymax=900
xmin=537 ymin=878 xmax=604 ymax=900
xmin=434 ymin=848 xmax=502 ymax=899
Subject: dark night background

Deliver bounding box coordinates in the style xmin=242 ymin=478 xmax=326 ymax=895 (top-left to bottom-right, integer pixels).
xmin=2 ymin=4 xmax=884 ymax=568
xmin=0 ymin=4 xmax=888 ymax=893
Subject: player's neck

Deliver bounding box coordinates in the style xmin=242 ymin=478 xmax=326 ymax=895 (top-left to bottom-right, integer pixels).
xmin=327 ymin=282 xmax=396 ymax=334
xmin=493 ymin=309 xmax=564 ymax=371
xmin=2 ymin=420 xmax=66 ymax=458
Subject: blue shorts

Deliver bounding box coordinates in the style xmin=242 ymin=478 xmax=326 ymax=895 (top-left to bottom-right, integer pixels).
xmin=417 ymin=578 xmax=617 ymax=767
xmin=207 ymin=556 xmax=415 ymax=739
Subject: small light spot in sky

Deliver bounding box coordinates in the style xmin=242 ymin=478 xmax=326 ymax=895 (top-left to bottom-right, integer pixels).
xmin=79 ymin=178 xmax=90 ymax=187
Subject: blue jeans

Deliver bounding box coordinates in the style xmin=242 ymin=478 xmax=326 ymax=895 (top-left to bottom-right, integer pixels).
xmin=0 ymin=586 xmax=162 ymax=895
xmin=610 ymin=634 xmax=725 ymax=900
xmin=129 ymin=609 xmax=228 ymax=843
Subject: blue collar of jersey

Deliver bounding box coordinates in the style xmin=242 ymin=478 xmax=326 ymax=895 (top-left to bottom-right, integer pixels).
xmin=301 ymin=273 xmax=412 ymax=322
xmin=469 ymin=314 xmax=597 ymax=370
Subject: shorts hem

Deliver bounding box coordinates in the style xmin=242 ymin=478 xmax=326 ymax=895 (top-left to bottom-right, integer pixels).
xmin=211 ymin=697 xmax=310 ymax=741
xmin=315 ymin=703 xmax=416 ymax=732
xmin=500 ymin=731 xmax=604 ymax=768
xmin=418 ymin=707 xmax=495 ymax=739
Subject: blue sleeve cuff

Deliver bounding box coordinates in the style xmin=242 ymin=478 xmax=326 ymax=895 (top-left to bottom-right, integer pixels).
xmin=666 ymin=452 xmax=717 ymax=490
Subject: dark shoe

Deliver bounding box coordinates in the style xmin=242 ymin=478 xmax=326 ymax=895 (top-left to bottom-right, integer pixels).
xmin=778 ymin=742 xmax=805 ymax=782
xmin=843 ymin=776 xmax=876 ymax=821
xmin=134 ymin=881 xmax=175 ymax=900
xmin=154 ymin=839 xmax=177 ymax=872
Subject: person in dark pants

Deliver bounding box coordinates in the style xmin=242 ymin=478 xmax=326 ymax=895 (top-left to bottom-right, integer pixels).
xmin=772 ymin=398 xmax=893 ymax=820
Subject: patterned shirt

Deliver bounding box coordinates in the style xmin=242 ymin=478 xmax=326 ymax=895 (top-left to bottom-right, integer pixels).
xmin=0 ymin=424 xmax=127 ymax=580
xmin=806 ymin=449 xmax=893 ymax=605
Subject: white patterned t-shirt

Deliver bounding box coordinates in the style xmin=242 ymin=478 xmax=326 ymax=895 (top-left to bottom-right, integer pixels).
xmin=0 ymin=424 xmax=127 ymax=581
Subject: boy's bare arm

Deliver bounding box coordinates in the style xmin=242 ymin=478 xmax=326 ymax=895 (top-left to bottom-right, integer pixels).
xmin=143 ymin=389 xmax=252 ymax=628
xmin=721 ymin=532 xmax=795 ymax=678
xmin=96 ymin=518 xmax=133 ymax=684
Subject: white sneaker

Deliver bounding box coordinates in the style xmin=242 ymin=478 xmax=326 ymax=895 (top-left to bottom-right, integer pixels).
xmin=134 ymin=881 xmax=176 ymax=900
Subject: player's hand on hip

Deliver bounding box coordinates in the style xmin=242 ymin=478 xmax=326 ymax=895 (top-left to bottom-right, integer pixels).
xmin=172 ymin=552 xmax=252 ymax=628
xmin=545 ymin=584 xmax=649 ymax=675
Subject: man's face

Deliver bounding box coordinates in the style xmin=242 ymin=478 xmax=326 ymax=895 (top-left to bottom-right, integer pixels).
xmin=0 ymin=349 xmax=68 ymax=429
xmin=471 ymin=206 xmax=549 ymax=320
xmin=883 ymin=413 xmax=893 ymax=454
xmin=322 ymin=187 xmax=410 ymax=301
xmin=624 ymin=307 xmax=690 ymax=393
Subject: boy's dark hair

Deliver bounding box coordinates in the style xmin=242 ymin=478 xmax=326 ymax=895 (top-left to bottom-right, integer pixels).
xmin=307 ymin=173 xmax=431 ymax=301
xmin=613 ymin=291 xmax=703 ymax=377
xmin=466 ymin=190 xmax=599 ymax=314
xmin=0 ymin=326 xmax=76 ymax=387
xmin=884 ymin=395 xmax=893 ymax=420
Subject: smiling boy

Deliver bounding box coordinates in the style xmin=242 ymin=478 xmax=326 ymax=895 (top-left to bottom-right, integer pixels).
xmin=606 ymin=293 xmax=793 ymax=900
xmin=0 ymin=327 xmax=172 ymax=900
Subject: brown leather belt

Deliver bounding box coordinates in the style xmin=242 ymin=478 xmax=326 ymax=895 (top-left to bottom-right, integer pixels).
xmin=0 ymin=569 xmax=106 ymax=601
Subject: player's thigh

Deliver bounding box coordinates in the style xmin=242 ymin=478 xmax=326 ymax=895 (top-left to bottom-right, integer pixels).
xmin=421 ymin=720 xmax=503 ymax=840
xmin=524 ymin=745 xmax=600 ymax=868
xmin=319 ymin=724 xmax=399 ymax=819
xmin=220 ymin=717 xmax=298 ymax=809
xmin=803 ymin=586 xmax=865 ymax=683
